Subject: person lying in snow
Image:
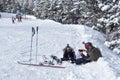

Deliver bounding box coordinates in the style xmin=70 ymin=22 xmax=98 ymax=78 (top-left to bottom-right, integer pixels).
xmin=75 ymin=42 xmax=102 ymax=65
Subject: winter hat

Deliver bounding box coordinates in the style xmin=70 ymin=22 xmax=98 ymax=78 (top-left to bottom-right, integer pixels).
xmin=67 ymin=44 xmax=70 ymax=47
xmin=85 ymin=42 xmax=92 ymax=49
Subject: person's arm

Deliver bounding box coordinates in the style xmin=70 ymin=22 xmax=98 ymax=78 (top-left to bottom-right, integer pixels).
xmin=63 ymin=48 xmax=66 ymax=52
xmin=81 ymin=54 xmax=86 ymax=59
xmin=86 ymin=57 xmax=91 ymax=61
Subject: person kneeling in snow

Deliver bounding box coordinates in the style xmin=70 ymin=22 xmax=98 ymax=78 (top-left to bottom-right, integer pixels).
xmin=76 ymin=42 xmax=102 ymax=65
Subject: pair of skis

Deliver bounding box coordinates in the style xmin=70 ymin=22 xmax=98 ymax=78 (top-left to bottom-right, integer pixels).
xmin=17 ymin=61 xmax=65 ymax=68
xmin=18 ymin=27 xmax=65 ymax=68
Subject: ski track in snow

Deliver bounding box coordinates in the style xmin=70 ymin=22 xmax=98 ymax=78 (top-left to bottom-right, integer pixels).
xmin=0 ymin=16 xmax=120 ymax=80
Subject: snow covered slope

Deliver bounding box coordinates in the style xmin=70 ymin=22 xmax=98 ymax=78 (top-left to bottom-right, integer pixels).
xmin=0 ymin=13 xmax=120 ymax=80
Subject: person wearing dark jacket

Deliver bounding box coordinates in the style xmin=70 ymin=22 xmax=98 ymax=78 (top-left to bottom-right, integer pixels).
xmin=75 ymin=42 xmax=102 ymax=65
xmin=61 ymin=44 xmax=76 ymax=63
xmin=85 ymin=42 xmax=102 ymax=61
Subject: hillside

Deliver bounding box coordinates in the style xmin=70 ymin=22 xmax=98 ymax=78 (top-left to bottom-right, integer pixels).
xmin=0 ymin=13 xmax=120 ymax=80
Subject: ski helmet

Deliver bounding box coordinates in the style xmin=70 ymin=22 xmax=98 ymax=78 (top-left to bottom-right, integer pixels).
xmin=85 ymin=42 xmax=92 ymax=49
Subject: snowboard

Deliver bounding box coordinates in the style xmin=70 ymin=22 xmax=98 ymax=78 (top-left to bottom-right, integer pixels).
xmin=17 ymin=61 xmax=65 ymax=68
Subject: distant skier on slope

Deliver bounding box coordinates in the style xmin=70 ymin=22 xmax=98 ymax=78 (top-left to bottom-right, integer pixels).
xmin=0 ymin=14 xmax=1 ymax=19
xmin=61 ymin=44 xmax=76 ymax=63
xmin=75 ymin=42 xmax=102 ymax=65
xmin=16 ymin=10 xmax=22 ymax=22
xmin=12 ymin=16 xmax=15 ymax=23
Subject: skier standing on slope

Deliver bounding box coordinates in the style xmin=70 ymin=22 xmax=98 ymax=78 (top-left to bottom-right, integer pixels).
xmin=12 ymin=16 xmax=15 ymax=23
xmin=75 ymin=42 xmax=102 ymax=65
xmin=16 ymin=10 xmax=22 ymax=22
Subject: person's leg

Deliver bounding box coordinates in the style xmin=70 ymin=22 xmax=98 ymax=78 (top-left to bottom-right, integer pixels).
xmin=61 ymin=52 xmax=69 ymax=61
xmin=69 ymin=52 xmax=76 ymax=63
xmin=84 ymin=60 xmax=91 ymax=64
xmin=75 ymin=58 xmax=85 ymax=65
xmin=50 ymin=55 xmax=62 ymax=64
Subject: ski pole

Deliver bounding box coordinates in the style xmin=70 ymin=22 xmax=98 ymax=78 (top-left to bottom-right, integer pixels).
xmin=36 ymin=26 xmax=39 ymax=63
xmin=30 ymin=27 xmax=35 ymax=64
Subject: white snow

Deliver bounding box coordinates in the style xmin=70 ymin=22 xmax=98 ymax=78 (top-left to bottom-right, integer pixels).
xmin=98 ymin=3 xmax=104 ymax=8
xmin=0 ymin=13 xmax=120 ymax=80
xmin=101 ymin=5 xmax=111 ymax=11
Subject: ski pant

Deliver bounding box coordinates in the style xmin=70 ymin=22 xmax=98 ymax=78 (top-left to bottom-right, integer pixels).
xmin=75 ymin=58 xmax=90 ymax=65
xmin=62 ymin=52 xmax=75 ymax=62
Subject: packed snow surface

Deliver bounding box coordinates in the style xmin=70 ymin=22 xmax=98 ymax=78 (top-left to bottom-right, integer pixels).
xmin=0 ymin=13 xmax=120 ymax=80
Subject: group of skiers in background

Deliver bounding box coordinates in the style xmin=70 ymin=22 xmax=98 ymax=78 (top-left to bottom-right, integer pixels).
xmin=60 ymin=42 xmax=102 ymax=65
xmin=12 ymin=10 xmax=23 ymax=23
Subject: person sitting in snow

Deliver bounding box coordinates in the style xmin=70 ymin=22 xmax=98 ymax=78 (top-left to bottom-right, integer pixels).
xmin=61 ymin=44 xmax=76 ymax=63
xmin=75 ymin=49 xmax=90 ymax=65
xmin=75 ymin=42 xmax=102 ymax=65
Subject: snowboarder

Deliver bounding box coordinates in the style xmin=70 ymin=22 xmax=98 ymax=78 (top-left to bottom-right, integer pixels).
xmin=75 ymin=42 xmax=102 ymax=65
xmin=61 ymin=44 xmax=76 ymax=63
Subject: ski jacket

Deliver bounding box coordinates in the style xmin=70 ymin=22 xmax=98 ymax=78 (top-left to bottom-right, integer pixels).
xmin=86 ymin=46 xmax=102 ymax=61
xmin=63 ymin=46 xmax=74 ymax=53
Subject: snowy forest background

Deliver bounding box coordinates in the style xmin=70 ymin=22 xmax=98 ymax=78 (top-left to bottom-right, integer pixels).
xmin=0 ymin=0 xmax=120 ymax=54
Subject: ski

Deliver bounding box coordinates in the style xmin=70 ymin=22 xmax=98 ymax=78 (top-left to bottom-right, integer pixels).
xmin=17 ymin=61 xmax=65 ymax=68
